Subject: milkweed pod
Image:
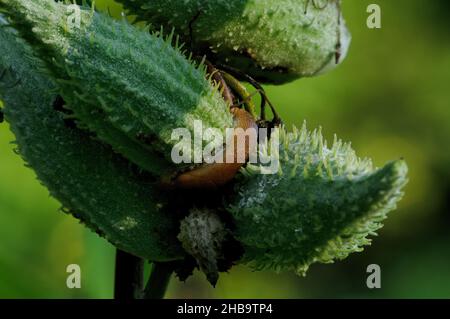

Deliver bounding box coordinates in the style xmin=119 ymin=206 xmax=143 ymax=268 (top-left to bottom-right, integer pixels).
xmin=0 ymin=18 xmax=185 ymax=262
xmin=0 ymin=0 xmax=233 ymax=176
xmin=117 ymin=0 xmax=351 ymax=84
xmin=227 ymin=125 xmax=408 ymax=275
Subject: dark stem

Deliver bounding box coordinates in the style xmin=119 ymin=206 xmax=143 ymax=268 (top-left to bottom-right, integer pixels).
xmin=114 ymin=249 xmax=145 ymax=299
xmin=142 ymin=262 xmax=174 ymax=299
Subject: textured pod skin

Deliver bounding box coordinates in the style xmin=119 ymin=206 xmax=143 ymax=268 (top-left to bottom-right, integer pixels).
xmin=228 ymin=125 xmax=408 ymax=274
xmin=117 ymin=0 xmax=351 ymax=84
xmin=0 ymin=18 xmax=184 ymax=262
xmin=0 ymin=0 xmax=232 ymax=176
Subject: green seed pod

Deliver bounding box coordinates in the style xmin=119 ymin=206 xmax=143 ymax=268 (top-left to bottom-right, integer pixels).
xmin=228 ymin=125 xmax=408 ymax=275
xmin=0 ymin=0 xmax=232 ymax=176
xmin=117 ymin=0 xmax=351 ymax=84
xmin=0 ymin=2 xmax=408 ymax=281
xmin=0 ymin=19 xmax=184 ymax=261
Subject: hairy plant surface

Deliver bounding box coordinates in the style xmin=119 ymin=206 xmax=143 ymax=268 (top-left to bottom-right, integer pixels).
xmin=0 ymin=17 xmax=184 ymax=262
xmin=117 ymin=0 xmax=351 ymax=83
xmin=230 ymin=127 xmax=407 ymax=274
xmin=0 ymin=0 xmax=232 ymax=176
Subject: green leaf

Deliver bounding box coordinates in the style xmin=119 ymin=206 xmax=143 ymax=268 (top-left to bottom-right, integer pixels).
xmin=229 ymin=125 xmax=408 ymax=275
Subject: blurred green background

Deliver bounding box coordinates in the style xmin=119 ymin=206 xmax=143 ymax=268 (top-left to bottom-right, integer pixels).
xmin=1 ymin=0 xmax=450 ymax=298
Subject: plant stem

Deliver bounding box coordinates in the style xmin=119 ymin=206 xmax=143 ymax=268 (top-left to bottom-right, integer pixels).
xmin=114 ymin=249 xmax=144 ymax=299
xmin=143 ymin=262 xmax=173 ymax=299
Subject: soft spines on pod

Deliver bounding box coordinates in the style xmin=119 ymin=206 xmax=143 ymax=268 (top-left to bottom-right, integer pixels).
xmin=116 ymin=0 xmax=351 ymax=84
xmin=0 ymin=0 xmax=233 ymax=176
xmin=227 ymin=124 xmax=408 ymax=275
xmin=0 ymin=17 xmax=185 ymax=261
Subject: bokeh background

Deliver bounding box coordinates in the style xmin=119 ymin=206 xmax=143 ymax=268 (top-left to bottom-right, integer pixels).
xmin=1 ymin=0 xmax=449 ymax=298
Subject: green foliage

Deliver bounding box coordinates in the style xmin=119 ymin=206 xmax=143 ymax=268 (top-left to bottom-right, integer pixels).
xmin=0 ymin=0 xmax=232 ymax=176
xmin=0 ymin=18 xmax=184 ymax=262
xmin=116 ymin=0 xmax=351 ymax=83
xmin=229 ymin=125 xmax=408 ymax=274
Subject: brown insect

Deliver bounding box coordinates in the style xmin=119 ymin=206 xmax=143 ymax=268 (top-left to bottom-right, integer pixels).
xmin=169 ymin=107 xmax=258 ymax=189
xmin=162 ymin=62 xmax=280 ymax=190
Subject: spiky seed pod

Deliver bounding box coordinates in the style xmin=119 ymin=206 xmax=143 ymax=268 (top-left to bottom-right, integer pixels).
xmin=0 ymin=0 xmax=232 ymax=176
xmin=0 ymin=17 xmax=185 ymax=262
xmin=228 ymin=125 xmax=408 ymax=275
xmin=116 ymin=0 xmax=351 ymax=84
